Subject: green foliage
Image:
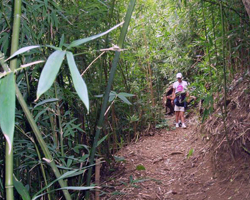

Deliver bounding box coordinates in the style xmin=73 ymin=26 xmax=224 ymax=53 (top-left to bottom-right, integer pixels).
xmin=66 ymin=52 xmax=89 ymax=111
xmin=136 ymin=164 xmax=146 ymax=171
xmin=6 ymin=46 xmax=41 ymax=61
xmin=34 ymin=98 xmax=59 ymax=108
xmin=37 ymin=50 xmax=66 ymax=99
xmin=0 ymin=73 xmax=15 ymax=152
xmin=187 ymin=148 xmax=194 ymax=159
xmin=13 ymin=175 xmax=31 ymax=200
xmin=67 ymin=22 xmax=124 ymax=49
xmin=32 ymin=169 xmax=93 ymax=199
xmin=156 ymin=119 xmax=169 ymax=129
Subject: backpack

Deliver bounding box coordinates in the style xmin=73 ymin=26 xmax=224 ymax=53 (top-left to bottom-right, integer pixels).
xmin=175 ymin=93 xmax=186 ymax=107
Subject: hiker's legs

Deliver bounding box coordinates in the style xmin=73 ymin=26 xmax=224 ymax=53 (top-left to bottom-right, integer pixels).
xmin=175 ymin=111 xmax=180 ymax=123
xmin=180 ymin=111 xmax=185 ymax=123
xmin=180 ymin=110 xmax=187 ymax=128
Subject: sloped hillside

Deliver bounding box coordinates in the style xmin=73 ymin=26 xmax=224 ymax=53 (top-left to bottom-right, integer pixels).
xmin=202 ymin=73 xmax=250 ymax=182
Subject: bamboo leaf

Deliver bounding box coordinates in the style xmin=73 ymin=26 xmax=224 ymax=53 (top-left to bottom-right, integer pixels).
xmin=67 ymin=22 xmax=124 ymax=49
xmin=59 ymin=34 xmax=65 ymax=48
xmin=97 ymin=133 xmax=110 ymax=147
xmin=109 ymin=91 xmax=117 ymax=102
xmin=32 ymin=169 xmax=85 ymax=199
xmin=66 ymin=51 xmax=89 ymax=111
xmin=34 ymin=109 xmax=48 ymax=122
xmin=118 ymin=92 xmax=135 ymax=97
xmin=56 ymin=186 xmax=95 ymax=191
xmin=46 ymin=45 xmax=62 ymax=51
xmin=34 ymin=98 xmax=59 ymax=108
xmin=13 ymin=175 xmax=31 ymax=200
xmin=0 ymin=73 xmax=15 ymax=153
xmin=95 ymin=94 xmax=104 ymax=98
xmin=37 ymin=50 xmax=66 ymax=100
xmin=117 ymin=93 xmax=132 ymax=105
xmin=5 ymin=45 xmax=40 ymax=61
xmin=32 ymin=186 xmax=95 ymax=200
xmin=95 ymin=91 xmax=117 ymax=101
xmin=109 ymin=95 xmax=116 ymax=102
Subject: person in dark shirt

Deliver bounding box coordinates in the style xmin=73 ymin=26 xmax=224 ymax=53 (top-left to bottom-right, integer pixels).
xmin=164 ymin=85 xmax=174 ymax=115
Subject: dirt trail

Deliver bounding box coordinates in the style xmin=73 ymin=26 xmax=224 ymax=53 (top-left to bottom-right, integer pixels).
xmin=101 ymin=115 xmax=250 ymax=200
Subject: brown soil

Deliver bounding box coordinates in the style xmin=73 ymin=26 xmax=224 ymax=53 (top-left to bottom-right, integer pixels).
xmin=100 ymin=114 xmax=250 ymax=200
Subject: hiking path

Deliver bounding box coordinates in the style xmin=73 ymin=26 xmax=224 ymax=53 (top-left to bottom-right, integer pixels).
xmin=101 ymin=115 xmax=249 ymax=200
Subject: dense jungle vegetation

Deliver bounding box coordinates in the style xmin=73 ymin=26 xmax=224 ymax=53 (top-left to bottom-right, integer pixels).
xmin=1 ymin=0 xmax=250 ymax=199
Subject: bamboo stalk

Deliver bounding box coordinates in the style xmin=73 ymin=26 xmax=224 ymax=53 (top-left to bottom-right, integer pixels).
xmin=5 ymin=144 xmax=13 ymax=200
xmin=142 ymin=28 xmax=155 ymax=125
xmin=5 ymin=0 xmax=22 ymax=199
xmin=54 ymin=83 xmax=65 ymax=156
xmin=201 ymin=0 xmax=212 ymax=80
xmin=142 ymin=29 xmax=155 ymax=108
xmin=85 ymin=0 xmax=136 ymax=198
xmin=9 ymin=0 xmax=21 ymax=72
xmin=220 ymin=1 xmax=235 ymax=161
xmin=49 ymin=112 xmax=58 ymax=150
xmin=211 ymin=4 xmax=219 ymax=67
xmin=94 ymin=158 xmax=102 ymax=200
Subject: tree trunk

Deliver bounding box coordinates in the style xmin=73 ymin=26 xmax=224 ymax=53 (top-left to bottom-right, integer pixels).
xmin=242 ymin=0 xmax=250 ymax=17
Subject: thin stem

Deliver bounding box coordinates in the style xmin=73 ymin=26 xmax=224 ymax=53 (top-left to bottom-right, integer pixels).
xmin=49 ymin=113 xmax=58 ymax=150
xmin=81 ymin=52 xmax=106 ymax=76
xmin=54 ymin=83 xmax=64 ymax=156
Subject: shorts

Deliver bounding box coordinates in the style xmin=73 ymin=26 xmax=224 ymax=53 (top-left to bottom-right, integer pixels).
xmin=174 ymin=105 xmax=185 ymax=112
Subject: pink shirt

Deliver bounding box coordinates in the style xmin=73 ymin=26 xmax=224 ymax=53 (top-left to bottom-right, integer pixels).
xmin=173 ymin=80 xmax=188 ymax=93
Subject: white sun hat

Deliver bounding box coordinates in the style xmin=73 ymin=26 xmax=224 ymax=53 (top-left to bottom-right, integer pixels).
xmin=176 ymin=73 xmax=182 ymax=78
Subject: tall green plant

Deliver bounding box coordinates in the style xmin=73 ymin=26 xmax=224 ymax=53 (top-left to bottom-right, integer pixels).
xmin=0 ymin=0 xmax=22 ymax=199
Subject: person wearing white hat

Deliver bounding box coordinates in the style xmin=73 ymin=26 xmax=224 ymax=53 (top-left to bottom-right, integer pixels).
xmin=171 ymin=73 xmax=189 ymax=128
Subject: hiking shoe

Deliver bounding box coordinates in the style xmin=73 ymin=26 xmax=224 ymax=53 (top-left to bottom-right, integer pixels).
xmin=182 ymin=123 xmax=187 ymax=129
xmin=176 ymin=123 xmax=179 ymax=128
